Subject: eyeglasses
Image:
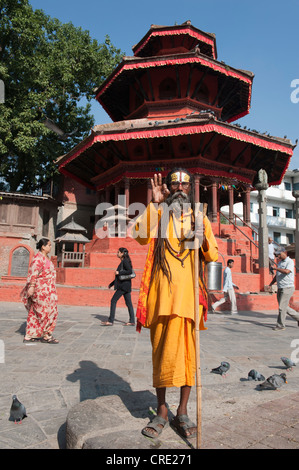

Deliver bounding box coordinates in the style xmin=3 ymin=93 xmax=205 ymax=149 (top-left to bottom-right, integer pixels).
xmin=171 ymin=182 xmax=190 ymax=189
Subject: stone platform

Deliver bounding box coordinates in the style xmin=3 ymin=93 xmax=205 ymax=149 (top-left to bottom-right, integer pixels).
xmin=0 ymin=301 xmax=298 ymax=450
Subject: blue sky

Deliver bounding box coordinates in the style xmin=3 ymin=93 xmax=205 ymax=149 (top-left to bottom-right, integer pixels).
xmin=30 ymin=0 xmax=299 ymax=169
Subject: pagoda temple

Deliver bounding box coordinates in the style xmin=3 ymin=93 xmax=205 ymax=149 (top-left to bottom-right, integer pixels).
xmin=57 ymin=21 xmax=294 ymax=222
xmin=1 ymin=22 xmax=298 ymax=309
xmin=53 ymin=22 xmax=298 ymax=309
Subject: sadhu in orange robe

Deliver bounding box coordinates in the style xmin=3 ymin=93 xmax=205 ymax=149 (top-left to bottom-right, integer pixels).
xmin=133 ymin=202 xmax=218 ymax=388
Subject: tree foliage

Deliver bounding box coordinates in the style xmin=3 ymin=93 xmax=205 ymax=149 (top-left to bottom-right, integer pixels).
xmin=0 ymin=0 xmax=123 ymax=192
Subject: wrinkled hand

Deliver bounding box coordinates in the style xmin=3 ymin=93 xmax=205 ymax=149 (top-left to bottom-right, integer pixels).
xmin=151 ymin=173 xmax=170 ymax=204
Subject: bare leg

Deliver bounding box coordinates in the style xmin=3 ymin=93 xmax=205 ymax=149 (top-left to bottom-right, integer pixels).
xmin=174 ymin=385 xmax=197 ymax=437
xmin=177 ymin=385 xmax=191 ymax=416
xmin=156 ymin=387 xmax=168 ymax=419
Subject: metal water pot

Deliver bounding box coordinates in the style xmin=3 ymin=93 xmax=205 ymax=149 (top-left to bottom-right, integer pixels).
xmin=206 ymin=261 xmax=222 ymax=291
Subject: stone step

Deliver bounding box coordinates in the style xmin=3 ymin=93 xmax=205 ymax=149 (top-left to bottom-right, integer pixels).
xmin=2 ymin=281 xmax=297 ymax=312
xmin=53 ymin=267 xmax=265 ymax=290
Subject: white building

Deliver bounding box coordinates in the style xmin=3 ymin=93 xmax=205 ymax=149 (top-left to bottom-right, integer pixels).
xmin=222 ymin=169 xmax=299 ymax=246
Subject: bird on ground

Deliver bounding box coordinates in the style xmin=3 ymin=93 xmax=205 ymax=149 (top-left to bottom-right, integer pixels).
xmin=281 ymin=357 xmax=296 ymax=371
xmin=257 ymin=373 xmax=287 ymax=391
xmin=9 ymin=395 xmax=27 ymax=423
xmin=248 ymin=369 xmax=265 ymax=381
xmin=211 ymin=361 xmax=230 ymax=377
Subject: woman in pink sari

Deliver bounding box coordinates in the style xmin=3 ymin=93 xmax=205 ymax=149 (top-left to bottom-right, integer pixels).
xmin=21 ymin=238 xmax=59 ymax=344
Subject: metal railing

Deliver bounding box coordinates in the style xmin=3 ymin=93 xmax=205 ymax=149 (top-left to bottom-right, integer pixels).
xmin=232 ymin=212 xmax=259 ymax=239
xmin=219 ymin=211 xmax=258 ymax=272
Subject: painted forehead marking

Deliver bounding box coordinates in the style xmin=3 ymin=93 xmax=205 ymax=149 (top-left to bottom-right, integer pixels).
xmin=170 ymin=172 xmax=190 ymax=183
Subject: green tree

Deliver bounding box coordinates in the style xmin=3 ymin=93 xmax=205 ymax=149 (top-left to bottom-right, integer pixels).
xmin=0 ymin=0 xmax=123 ymax=192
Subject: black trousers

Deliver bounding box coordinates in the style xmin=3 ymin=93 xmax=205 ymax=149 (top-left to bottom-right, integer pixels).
xmin=108 ymin=289 xmax=135 ymax=324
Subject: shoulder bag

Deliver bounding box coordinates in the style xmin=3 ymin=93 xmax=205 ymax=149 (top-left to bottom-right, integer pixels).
xmin=118 ymin=270 xmax=136 ymax=281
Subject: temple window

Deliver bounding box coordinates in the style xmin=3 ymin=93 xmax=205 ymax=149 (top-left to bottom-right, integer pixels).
xmin=152 ymin=139 xmax=170 ymax=156
xmin=194 ymin=83 xmax=209 ymax=104
xmin=159 ymin=78 xmax=177 ymax=100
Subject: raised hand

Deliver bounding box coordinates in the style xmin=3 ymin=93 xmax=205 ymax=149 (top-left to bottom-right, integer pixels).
xmin=151 ymin=173 xmax=170 ymax=204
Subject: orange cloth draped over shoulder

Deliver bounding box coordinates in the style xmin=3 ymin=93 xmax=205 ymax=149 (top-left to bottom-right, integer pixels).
xmin=132 ymin=203 xmax=218 ymax=388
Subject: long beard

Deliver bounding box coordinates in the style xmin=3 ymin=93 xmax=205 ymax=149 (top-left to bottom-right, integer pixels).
xmin=166 ymin=191 xmax=191 ymax=217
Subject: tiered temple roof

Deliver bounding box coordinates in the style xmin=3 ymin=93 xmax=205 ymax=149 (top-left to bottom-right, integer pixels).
xmin=57 ymin=21 xmax=295 ymax=207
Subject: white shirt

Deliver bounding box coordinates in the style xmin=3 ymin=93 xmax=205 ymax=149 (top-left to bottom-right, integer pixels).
xmin=268 ymin=243 xmax=275 ymax=260
xmin=223 ymin=267 xmax=236 ymax=292
xmin=277 ymin=256 xmax=294 ymax=289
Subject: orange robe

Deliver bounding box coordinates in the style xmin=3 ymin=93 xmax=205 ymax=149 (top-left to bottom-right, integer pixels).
xmin=133 ymin=203 xmax=218 ymax=388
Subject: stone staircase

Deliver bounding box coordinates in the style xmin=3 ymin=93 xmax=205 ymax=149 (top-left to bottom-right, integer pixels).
xmin=1 ymin=224 xmax=298 ymax=312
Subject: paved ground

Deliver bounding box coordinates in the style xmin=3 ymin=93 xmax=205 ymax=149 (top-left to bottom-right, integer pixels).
xmin=0 ymin=301 xmax=298 ymax=450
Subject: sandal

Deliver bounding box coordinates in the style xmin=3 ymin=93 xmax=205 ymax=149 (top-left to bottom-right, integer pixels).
xmin=141 ymin=415 xmax=168 ymax=438
xmin=171 ymin=414 xmax=197 ymax=438
xmin=100 ymin=321 xmax=113 ymax=326
xmin=124 ymin=322 xmax=135 ymax=326
xmin=23 ymin=337 xmax=41 ymax=343
xmin=41 ymin=336 xmax=59 ymax=344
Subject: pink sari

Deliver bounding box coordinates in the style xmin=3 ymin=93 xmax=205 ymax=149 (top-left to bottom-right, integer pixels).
xmin=21 ymin=252 xmax=58 ymax=338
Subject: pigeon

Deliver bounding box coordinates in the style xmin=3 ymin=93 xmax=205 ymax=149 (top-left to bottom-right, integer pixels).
xmin=248 ymin=369 xmax=265 ymax=381
xmin=211 ymin=361 xmax=230 ymax=377
xmin=257 ymin=373 xmax=287 ymax=391
xmin=43 ymin=117 xmax=78 ymax=141
xmin=281 ymin=357 xmax=296 ymax=371
xmin=9 ymin=395 xmax=27 ymax=423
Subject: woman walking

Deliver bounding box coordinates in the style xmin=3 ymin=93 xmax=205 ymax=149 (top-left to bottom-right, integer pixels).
xmin=21 ymin=238 xmax=59 ymax=343
xmin=101 ymin=247 xmax=135 ymax=326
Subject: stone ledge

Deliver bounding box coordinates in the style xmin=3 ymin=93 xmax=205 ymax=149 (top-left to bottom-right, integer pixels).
xmin=66 ymin=394 xmax=191 ymax=450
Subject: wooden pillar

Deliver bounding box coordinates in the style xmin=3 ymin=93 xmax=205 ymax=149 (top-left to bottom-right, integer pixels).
xmin=82 ymin=244 xmax=85 ymax=268
xmin=194 ymin=175 xmax=200 ymax=205
xmin=62 ymin=242 xmax=65 ymax=268
xmin=228 ymin=186 xmax=234 ymax=223
xmin=147 ymin=180 xmax=152 ymax=205
xmin=211 ymin=181 xmax=218 ymax=223
xmin=243 ymin=186 xmax=251 ymax=226
xmin=124 ymin=177 xmax=129 ymax=209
